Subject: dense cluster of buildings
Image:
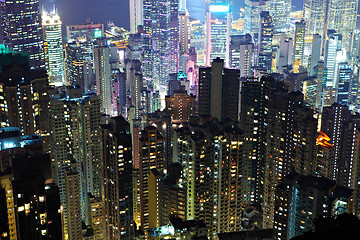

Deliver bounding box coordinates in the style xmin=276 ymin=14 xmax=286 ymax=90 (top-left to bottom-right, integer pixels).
xmin=1 ymin=0 xmax=360 ymax=240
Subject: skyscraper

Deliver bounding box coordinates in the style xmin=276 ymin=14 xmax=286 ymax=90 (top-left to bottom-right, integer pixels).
xmin=270 ymin=0 xmax=291 ymax=32
xmin=244 ymin=0 xmax=270 ymax=37
xmin=139 ymin=126 xmax=165 ymax=230
xmin=273 ymin=173 xmax=353 ymax=240
xmin=174 ymin=119 xmax=243 ymax=234
xmin=0 ymin=45 xmax=51 ymax=151
xmin=129 ymin=0 xmax=143 ymax=33
xmin=198 ymin=58 xmax=240 ymax=121
xmin=94 ymin=39 xmax=112 ymax=115
xmin=100 ymin=116 xmax=134 ymax=239
xmin=258 ymin=11 xmax=273 ymax=73
xmin=327 ymin=0 xmax=358 ymax=53
xmin=337 ymin=63 xmax=352 ymax=106
xmin=325 ymin=31 xmax=342 ymax=88
xmin=240 ymin=76 xmax=287 ymax=206
xmin=1 ymin=0 xmax=44 ymax=69
xmin=205 ymin=3 xmax=231 ymax=67
xmin=42 ymin=9 xmax=65 ymax=86
xmin=230 ymin=34 xmax=253 ymax=77
xmin=143 ymin=0 xmax=179 ymax=89
xmin=179 ymin=10 xmax=190 ymax=56
xmin=293 ymin=20 xmax=306 ymax=73
xmin=263 ymin=91 xmax=317 ymax=229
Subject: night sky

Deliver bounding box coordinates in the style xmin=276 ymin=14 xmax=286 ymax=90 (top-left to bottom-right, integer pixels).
xmin=40 ymin=0 xmax=304 ymax=31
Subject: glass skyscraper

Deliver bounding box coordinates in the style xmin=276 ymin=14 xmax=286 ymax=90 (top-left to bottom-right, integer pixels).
xmin=1 ymin=0 xmax=44 ymax=69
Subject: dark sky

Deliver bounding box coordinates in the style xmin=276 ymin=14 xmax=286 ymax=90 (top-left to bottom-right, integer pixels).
xmin=41 ymin=0 xmax=304 ymax=31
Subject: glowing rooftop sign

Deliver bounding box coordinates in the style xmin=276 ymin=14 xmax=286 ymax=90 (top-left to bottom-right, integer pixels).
xmin=209 ymin=5 xmax=230 ymax=13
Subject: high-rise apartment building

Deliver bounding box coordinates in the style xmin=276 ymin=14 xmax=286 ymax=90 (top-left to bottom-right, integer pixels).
xmin=258 ymin=11 xmax=273 ymax=73
xmin=64 ymin=162 xmax=82 ymax=240
xmin=42 ymin=9 xmax=65 ymax=86
xmin=270 ymin=0 xmax=291 ymax=32
xmin=179 ymin=11 xmax=190 ymax=56
xmin=230 ymin=34 xmax=253 ymax=77
xmin=100 ymin=116 xmax=134 ymax=239
xmin=198 ymin=58 xmax=240 ymax=121
xmin=174 ymin=119 xmax=243 ymax=234
xmin=263 ymin=91 xmax=317 ymax=229
xmin=0 ymin=151 xmax=63 ymax=240
xmin=240 ymin=76 xmax=287 ymax=206
xmin=165 ymin=90 xmax=196 ymax=123
xmin=139 ymin=126 xmax=165 ymax=230
xmin=293 ymin=20 xmax=306 ymax=73
xmin=273 ymin=173 xmax=353 ymax=240
xmin=1 ymin=0 xmax=44 ymax=69
xmin=0 ymin=45 xmax=51 ymax=151
xmin=205 ymin=3 xmax=231 ymax=67
xmin=50 ymin=87 xmax=101 ymax=235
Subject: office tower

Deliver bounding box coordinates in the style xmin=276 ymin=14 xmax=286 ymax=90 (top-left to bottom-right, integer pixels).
xmin=303 ymin=0 xmax=328 ymax=47
xmin=139 ymin=126 xmax=165 ymax=230
xmin=293 ymin=20 xmax=306 ymax=73
xmin=65 ymin=39 xmax=94 ymax=91
xmin=263 ymin=92 xmax=317 ymax=229
xmin=277 ymin=37 xmax=293 ymax=70
xmin=327 ymin=0 xmax=358 ymax=53
xmin=66 ymin=23 xmax=104 ymax=43
xmin=309 ymin=34 xmax=322 ymax=76
xmin=351 ymin=29 xmax=360 ymax=63
xmin=174 ymin=119 xmax=243 ymax=234
xmin=143 ymin=0 xmax=179 ymax=89
xmin=205 ymin=3 xmax=231 ymax=67
xmin=42 ymin=9 xmax=65 ymax=86
xmin=129 ymin=0 xmax=143 ymax=33
xmin=100 ymin=116 xmax=134 ymax=239
xmin=198 ymin=58 xmax=240 ymax=121
xmin=94 ymin=39 xmax=112 ymax=115
xmin=303 ymin=76 xmax=319 ymax=108
xmin=230 ymin=34 xmax=253 ymax=77
xmin=179 ymin=11 xmax=190 ymax=56
xmin=273 ymin=173 xmax=353 ymax=240
xmin=1 ymin=0 xmax=44 ymax=69
xmin=240 ymin=76 xmax=287 ymax=206
xmin=270 ymin=0 xmax=291 ymax=32
xmin=244 ymin=0 xmax=270 ymax=37
xmin=165 ymin=89 xmax=196 ymax=122
xmin=0 ymin=45 xmax=51 ymax=150
xmin=0 ymin=140 xmax=62 ymax=240
xmin=151 ymin=91 xmax=161 ymax=112
xmin=337 ymin=63 xmax=352 ymax=106
xmin=258 ymin=11 xmax=273 ymax=73
xmin=325 ymin=31 xmax=342 ymax=88
xmin=312 ymin=61 xmax=327 ymax=110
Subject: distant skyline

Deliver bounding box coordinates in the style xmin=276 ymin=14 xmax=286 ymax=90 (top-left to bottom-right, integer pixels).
xmin=41 ymin=0 xmax=303 ymax=31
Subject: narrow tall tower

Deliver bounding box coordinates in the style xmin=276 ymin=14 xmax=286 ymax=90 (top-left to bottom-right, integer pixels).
xmin=42 ymin=9 xmax=65 ymax=86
